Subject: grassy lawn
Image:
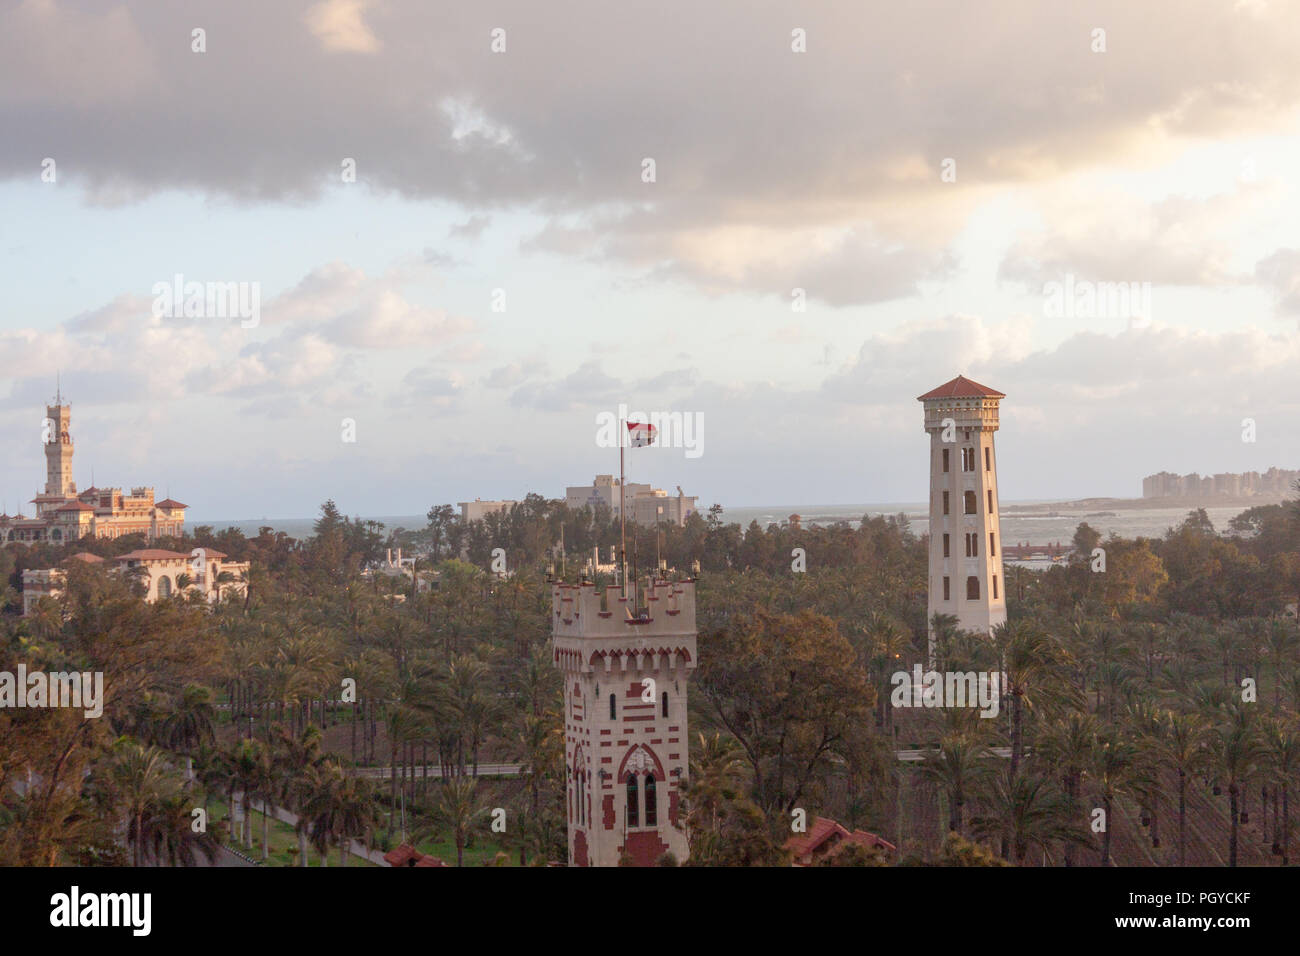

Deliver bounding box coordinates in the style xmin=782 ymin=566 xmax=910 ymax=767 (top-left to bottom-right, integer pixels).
xmin=206 ymin=796 xmax=378 ymax=867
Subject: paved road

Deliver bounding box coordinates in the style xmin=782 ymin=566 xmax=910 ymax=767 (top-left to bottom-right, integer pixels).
xmin=350 ymin=750 xmax=1016 ymax=776
xmin=351 ymin=762 xmax=524 ymax=780
xmin=236 ymin=798 xmax=389 ymax=866
xmin=896 ymin=746 xmax=1013 ymax=763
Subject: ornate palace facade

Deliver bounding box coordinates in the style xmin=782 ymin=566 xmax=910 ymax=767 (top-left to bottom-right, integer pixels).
xmin=1 ymin=397 xmax=186 ymax=545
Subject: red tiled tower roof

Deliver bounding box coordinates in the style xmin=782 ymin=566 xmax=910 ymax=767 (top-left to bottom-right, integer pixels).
xmin=916 ymin=375 xmax=1005 ymax=402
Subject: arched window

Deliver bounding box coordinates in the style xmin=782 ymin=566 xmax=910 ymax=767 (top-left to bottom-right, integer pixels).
xmin=157 ymin=575 xmax=172 ymax=598
xmin=661 ymin=691 xmax=669 ymax=718
xmin=964 ymin=491 xmax=977 ymax=514
xmin=645 ymin=776 xmax=657 ymax=826
xmin=609 ymin=693 xmax=617 ymax=720
xmin=626 ymin=775 xmax=639 ymax=828
xmin=966 ymin=576 xmax=980 ymax=600
xmin=578 ymin=772 xmax=585 ymax=825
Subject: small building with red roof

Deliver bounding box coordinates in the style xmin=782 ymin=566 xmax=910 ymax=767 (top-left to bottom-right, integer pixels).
xmin=784 ymin=816 xmax=897 ymax=867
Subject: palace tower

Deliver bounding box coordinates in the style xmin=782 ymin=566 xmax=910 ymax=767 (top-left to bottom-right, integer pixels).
xmin=552 ymin=575 xmax=697 ymax=866
xmin=918 ymin=375 xmax=1007 ymax=654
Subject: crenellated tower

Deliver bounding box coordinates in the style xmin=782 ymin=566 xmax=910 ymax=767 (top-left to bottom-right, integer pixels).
xmin=552 ymin=576 xmax=698 ymax=867
xmin=918 ymin=375 xmax=1007 ymax=657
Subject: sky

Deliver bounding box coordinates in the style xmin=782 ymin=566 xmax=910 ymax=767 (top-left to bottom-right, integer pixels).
xmin=2 ymin=0 xmax=1299 ymax=520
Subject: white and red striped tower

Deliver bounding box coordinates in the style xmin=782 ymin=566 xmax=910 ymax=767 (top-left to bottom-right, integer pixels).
xmin=552 ymin=575 xmax=697 ymax=866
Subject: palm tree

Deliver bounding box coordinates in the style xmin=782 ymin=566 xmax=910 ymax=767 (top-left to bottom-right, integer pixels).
xmin=681 ymin=732 xmax=750 ymax=858
xmin=1092 ymin=730 xmax=1137 ymax=865
xmin=1260 ymin=715 xmax=1300 ymax=864
xmin=250 ymin=743 xmax=280 ymax=862
xmin=431 ymin=776 xmax=487 ymax=866
xmin=1153 ymin=710 xmax=1211 ymax=866
xmin=917 ymin=732 xmax=991 ymax=837
xmin=1208 ymin=705 xmax=1261 ymax=867
xmin=330 ymin=774 xmax=379 ymax=867
xmin=509 ymin=711 xmax=563 ymax=862
xmin=1037 ymin=712 xmax=1099 ymax=866
xmin=384 ymin=701 xmax=425 ymax=841
xmin=275 ymin=724 xmax=326 ymax=865
xmin=1264 ymin=620 xmax=1297 ymax=710
xmin=140 ymin=789 xmax=220 ymax=866
xmin=158 ymin=685 xmax=216 ymax=779
xmin=227 ymin=739 xmax=266 ymax=850
xmin=104 ymin=741 xmax=170 ymax=867
xmin=303 ymin=764 xmax=345 ymax=866
xmin=970 ymin=769 xmax=1083 ymax=864
xmin=994 ymin=619 xmax=1062 ymax=778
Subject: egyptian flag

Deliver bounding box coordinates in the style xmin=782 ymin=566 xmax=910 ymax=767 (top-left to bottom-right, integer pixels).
xmin=626 ymin=421 xmax=657 ymax=447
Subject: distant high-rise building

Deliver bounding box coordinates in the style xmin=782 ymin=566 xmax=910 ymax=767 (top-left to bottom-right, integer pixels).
xmin=458 ymin=499 xmax=518 ymax=523
xmin=919 ymin=375 xmax=1007 ymax=655
xmin=565 ymin=475 xmax=698 ymax=527
xmin=1140 ymin=467 xmax=1299 ymax=498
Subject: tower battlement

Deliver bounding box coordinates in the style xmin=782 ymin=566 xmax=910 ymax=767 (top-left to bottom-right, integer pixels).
xmin=551 ymin=578 xmax=696 ymax=641
xmin=918 ymin=374 xmax=1005 ymax=433
xmin=920 ymin=396 xmax=1001 ymax=432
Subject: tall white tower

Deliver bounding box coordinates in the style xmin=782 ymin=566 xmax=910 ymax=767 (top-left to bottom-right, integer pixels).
xmin=918 ymin=376 xmax=1006 ymax=651
xmin=552 ymin=576 xmax=697 ymax=866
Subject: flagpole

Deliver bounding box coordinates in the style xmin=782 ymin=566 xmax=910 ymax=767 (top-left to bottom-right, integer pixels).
xmin=620 ymin=419 xmax=627 ymax=600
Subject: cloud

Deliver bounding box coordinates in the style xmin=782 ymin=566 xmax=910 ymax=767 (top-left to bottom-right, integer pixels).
xmin=999 ymin=183 xmax=1275 ymax=289
xmin=8 ymin=1 xmax=1300 ymax=295
xmin=449 ymin=214 xmax=491 ymax=240
xmin=508 ymin=361 xmax=622 ymax=411
xmin=325 ymin=291 xmax=473 ymax=349
xmin=303 ymin=0 xmax=380 ymax=54
xmin=485 ymin=361 xmax=547 ymax=389
xmin=1255 ymin=248 xmax=1300 ymax=315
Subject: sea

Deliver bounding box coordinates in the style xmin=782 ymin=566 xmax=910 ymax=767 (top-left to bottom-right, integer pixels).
xmin=189 ymin=502 xmax=1252 ymax=566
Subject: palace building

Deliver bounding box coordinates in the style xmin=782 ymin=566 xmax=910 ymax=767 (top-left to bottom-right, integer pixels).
xmin=552 ymin=575 xmax=698 ymax=866
xmin=918 ymin=375 xmax=1007 ymax=654
xmin=1 ymin=395 xmax=186 ymax=545
xmin=22 ymin=547 xmax=248 ymax=615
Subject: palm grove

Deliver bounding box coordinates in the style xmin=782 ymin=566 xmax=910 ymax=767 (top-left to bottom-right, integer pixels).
xmin=2 ymin=489 xmax=1299 ymax=866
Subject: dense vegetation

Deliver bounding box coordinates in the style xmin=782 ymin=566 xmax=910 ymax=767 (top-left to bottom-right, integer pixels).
xmin=1 ymin=490 xmax=1298 ymax=866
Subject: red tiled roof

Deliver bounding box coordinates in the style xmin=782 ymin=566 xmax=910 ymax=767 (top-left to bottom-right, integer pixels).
xmin=114 ymin=549 xmax=190 ymax=562
xmin=67 ymin=552 xmax=105 ymax=563
xmin=383 ymin=844 xmax=422 ymax=866
xmin=916 ymin=375 xmax=1005 ymax=401
xmin=383 ymin=843 xmax=446 ymax=867
xmin=785 ymin=816 xmax=845 ymax=858
xmin=55 ymin=501 xmax=95 ymax=512
xmin=784 ymin=816 xmax=897 ymax=863
xmin=197 ymin=548 xmax=228 ymax=559
xmin=155 ymin=499 xmax=188 ymax=509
